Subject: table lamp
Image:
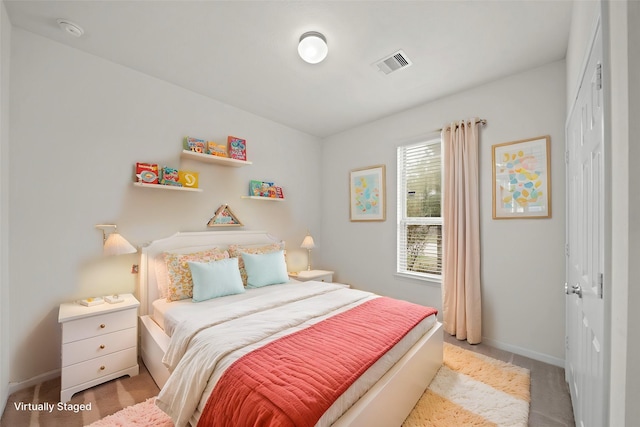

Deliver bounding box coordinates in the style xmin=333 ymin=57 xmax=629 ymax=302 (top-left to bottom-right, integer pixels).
xmin=300 ymin=231 xmax=316 ymax=271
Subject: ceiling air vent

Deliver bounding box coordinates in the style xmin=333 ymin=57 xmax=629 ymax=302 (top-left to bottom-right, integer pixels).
xmin=373 ymin=50 xmax=412 ymax=75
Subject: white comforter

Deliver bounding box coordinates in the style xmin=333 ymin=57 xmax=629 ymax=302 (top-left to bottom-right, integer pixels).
xmin=155 ymin=282 xmax=434 ymax=427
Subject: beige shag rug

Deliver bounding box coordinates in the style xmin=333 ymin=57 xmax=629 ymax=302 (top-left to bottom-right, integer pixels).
xmin=87 ymin=397 xmax=172 ymax=427
xmin=403 ymin=342 xmax=531 ymax=426
xmin=88 ymin=343 xmax=530 ymax=427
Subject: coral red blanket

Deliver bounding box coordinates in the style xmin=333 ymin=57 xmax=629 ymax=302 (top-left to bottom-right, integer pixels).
xmin=197 ymin=297 xmax=437 ymax=427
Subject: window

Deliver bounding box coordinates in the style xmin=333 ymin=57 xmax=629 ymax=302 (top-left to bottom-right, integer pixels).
xmin=397 ymin=138 xmax=442 ymax=281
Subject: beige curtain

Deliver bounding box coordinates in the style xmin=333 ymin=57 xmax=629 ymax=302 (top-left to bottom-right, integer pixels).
xmin=442 ymin=118 xmax=482 ymax=344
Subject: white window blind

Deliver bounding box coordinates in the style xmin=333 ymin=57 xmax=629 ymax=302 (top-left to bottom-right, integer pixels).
xmin=397 ymin=138 xmax=443 ymax=280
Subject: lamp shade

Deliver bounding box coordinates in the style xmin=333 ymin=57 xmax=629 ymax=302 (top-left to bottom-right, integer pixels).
xmin=103 ymin=232 xmax=137 ymax=256
xmin=300 ymin=234 xmax=316 ymax=249
xmin=298 ymin=31 xmax=328 ymax=64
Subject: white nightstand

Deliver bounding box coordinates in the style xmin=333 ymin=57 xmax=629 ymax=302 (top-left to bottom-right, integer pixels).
xmin=58 ymin=293 xmax=140 ymax=402
xmin=290 ymin=269 xmax=334 ymax=283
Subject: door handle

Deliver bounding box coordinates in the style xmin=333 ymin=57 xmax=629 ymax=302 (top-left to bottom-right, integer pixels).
xmin=565 ymin=283 xmax=583 ymax=298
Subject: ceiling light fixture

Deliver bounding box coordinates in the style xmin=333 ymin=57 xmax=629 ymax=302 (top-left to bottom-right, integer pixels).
xmin=57 ymin=19 xmax=84 ymax=38
xmin=298 ymin=31 xmax=328 ymax=64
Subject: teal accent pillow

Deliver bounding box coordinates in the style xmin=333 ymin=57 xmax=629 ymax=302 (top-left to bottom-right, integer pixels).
xmin=241 ymin=250 xmax=289 ymax=288
xmin=187 ymin=257 xmax=245 ymax=302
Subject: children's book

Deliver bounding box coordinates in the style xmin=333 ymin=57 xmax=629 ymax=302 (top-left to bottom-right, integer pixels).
xmin=136 ymin=163 xmax=159 ymax=184
xmin=227 ymin=136 xmax=247 ymax=161
xmin=160 ymin=166 xmax=182 ymax=186
xmin=178 ymin=170 xmax=199 ymax=188
xmin=207 ymin=141 xmax=227 ymax=157
xmin=249 ymin=180 xmax=275 ymax=197
xmin=184 ymin=136 xmax=206 ymax=154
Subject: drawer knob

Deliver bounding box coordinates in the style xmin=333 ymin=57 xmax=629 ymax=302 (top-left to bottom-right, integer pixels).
xmin=100 ymin=366 xmax=105 ymax=371
xmin=100 ymin=324 xmax=106 ymax=329
xmin=99 ymin=344 xmax=105 ymax=350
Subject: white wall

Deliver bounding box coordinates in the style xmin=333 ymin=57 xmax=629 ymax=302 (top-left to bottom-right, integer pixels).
xmin=8 ymin=29 xmax=322 ymax=385
xmin=320 ymin=61 xmax=567 ymax=365
xmin=0 ymin=0 xmax=11 ymax=415
xmin=623 ymin=2 xmax=640 ymax=419
xmin=604 ymin=0 xmax=640 ymax=424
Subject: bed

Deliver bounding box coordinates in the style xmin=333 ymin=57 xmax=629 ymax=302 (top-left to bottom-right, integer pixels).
xmin=138 ymin=230 xmax=443 ymax=427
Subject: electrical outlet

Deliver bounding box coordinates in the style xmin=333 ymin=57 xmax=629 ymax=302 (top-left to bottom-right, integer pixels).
xmin=131 ymin=264 xmax=139 ymax=274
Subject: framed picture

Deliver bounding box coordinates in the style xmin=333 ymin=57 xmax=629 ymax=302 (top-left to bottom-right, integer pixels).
xmin=492 ymin=135 xmax=551 ymax=219
xmin=349 ymin=165 xmax=386 ymax=221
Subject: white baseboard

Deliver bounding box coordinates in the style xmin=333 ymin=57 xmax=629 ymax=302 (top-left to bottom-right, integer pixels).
xmin=0 ymin=383 xmax=8 ymax=418
xmin=8 ymin=368 xmax=60 ymax=397
xmin=482 ymin=337 xmax=565 ymax=368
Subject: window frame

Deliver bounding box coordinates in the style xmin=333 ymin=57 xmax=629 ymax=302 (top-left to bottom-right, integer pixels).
xmin=396 ymin=137 xmax=443 ymax=283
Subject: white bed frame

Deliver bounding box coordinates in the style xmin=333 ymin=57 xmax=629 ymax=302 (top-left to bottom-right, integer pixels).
xmin=138 ymin=230 xmax=443 ymax=427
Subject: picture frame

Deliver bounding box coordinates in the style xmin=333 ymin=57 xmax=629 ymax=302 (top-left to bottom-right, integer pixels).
xmin=492 ymin=135 xmax=551 ymax=219
xmin=349 ymin=165 xmax=386 ymax=221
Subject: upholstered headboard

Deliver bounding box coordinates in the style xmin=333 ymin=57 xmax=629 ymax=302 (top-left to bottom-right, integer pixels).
xmin=138 ymin=230 xmax=281 ymax=315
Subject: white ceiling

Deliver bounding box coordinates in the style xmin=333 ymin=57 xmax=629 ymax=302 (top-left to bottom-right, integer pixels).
xmin=4 ymin=0 xmax=573 ymax=138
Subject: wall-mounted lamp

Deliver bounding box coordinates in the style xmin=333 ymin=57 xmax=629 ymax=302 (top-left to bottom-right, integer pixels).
xmin=95 ymin=224 xmax=137 ymax=256
xmin=300 ymin=231 xmax=316 ymax=271
xmin=298 ymin=31 xmax=328 ymax=64
xmin=78 ymin=224 xmax=137 ymax=306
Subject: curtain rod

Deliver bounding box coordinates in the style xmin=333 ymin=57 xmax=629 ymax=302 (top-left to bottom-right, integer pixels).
xmin=437 ymin=118 xmax=487 ymax=133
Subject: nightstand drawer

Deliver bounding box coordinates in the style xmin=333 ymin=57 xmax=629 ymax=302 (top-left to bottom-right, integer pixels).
xmin=62 ymin=327 xmax=137 ymax=367
xmin=62 ymin=309 xmax=137 ymax=343
xmin=312 ymin=273 xmax=333 ymax=282
xmin=61 ymin=347 xmax=137 ymax=389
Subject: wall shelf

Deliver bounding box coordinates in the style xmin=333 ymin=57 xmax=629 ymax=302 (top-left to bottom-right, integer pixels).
xmin=133 ymin=182 xmax=203 ymax=192
xmin=180 ymin=150 xmax=252 ymax=167
xmin=241 ymin=196 xmax=285 ymax=202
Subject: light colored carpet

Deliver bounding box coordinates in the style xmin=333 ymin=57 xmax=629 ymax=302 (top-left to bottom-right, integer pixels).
xmin=403 ymin=342 xmax=531 ymax=427
xmin=0 ymin=362 xmax=160 ymax=427
xmin=83 ymin=342 xmax=530 ymax=426
xmin=87 ymin=397 xmax=171 ymax=427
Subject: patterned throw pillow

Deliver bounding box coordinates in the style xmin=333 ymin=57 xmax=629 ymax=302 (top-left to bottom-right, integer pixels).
xmin=228 ymin=242 xmax=284 ymax=286
xmin=163 ymin=248 xmax=229 ymax=301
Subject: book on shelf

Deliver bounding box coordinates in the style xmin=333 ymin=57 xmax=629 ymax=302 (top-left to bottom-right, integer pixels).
xmin=178 ymin=170 xmax=199 ymax=188
xmin=249 ymin=180 xmax=284 ymax=198
xmin=228 ymin=136 xmax=247 ymax=161
xmin=135 ymin=162 xmax=159 ymax=184
xmin=184 ymin=136 xmax=206 ymax=154
xmin=249 ymin=180 xmax=273 ymax=197
xmin=207 ymin=141 xmax=227 ymax=157
xmin=275 ymin=186 xmax=284 ymax=199
xmin=159 ymin=166 xmax=182 ymax=186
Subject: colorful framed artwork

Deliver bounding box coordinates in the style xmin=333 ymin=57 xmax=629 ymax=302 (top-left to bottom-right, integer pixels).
xmin=492 ymin=135 xmax=551 ymax=219
xmin=349 ymin=165 xmax=386 ymax=222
